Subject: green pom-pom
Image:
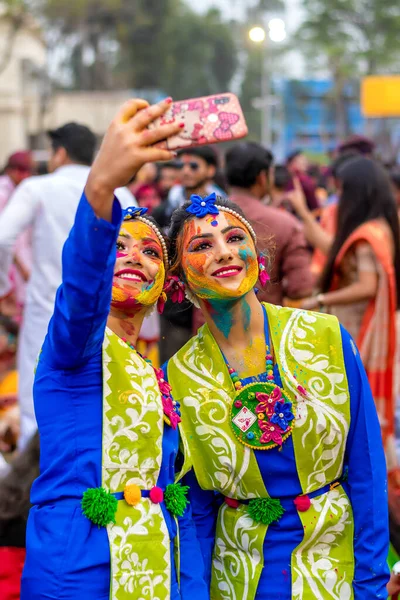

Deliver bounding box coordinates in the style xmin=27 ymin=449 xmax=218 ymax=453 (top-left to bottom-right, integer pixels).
xmin=81 ymin=487 xmax=118 ymax=527
xmin=164 ymin=483 xmax=190 ymax=517
xmin=248 ymin=497 xmax=285 ymax=525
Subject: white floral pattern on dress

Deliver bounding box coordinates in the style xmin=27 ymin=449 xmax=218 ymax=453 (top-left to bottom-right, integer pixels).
xmin=102 ymin=330 xmax=170 ymax=600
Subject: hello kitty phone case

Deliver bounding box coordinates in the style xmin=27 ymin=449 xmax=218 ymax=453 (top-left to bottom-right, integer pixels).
xmin=150 ymin=93 xmax=248 ymax=150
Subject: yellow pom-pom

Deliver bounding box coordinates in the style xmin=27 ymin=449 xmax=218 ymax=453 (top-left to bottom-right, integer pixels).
xmin=124 ymin=484 xmax=141 ymax=506
xmin=234 ymin=382 xmax=242 ymax=390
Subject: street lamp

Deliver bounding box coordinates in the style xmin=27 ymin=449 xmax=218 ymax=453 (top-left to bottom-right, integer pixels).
xmin=249 ymin=19 xmax=286 ymax=148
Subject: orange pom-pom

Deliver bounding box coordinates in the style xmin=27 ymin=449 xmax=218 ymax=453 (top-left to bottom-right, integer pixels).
xmin=124 ymin=484 xmax=142 ymax=506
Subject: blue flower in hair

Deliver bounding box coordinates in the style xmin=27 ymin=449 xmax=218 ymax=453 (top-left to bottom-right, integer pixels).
xmin=122 ymin=206 xmax=148 ymax=220
xmin=186 ymin=193 xmax=220 ymax=218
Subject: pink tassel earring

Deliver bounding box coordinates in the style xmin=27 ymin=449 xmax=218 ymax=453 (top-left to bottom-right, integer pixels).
xmin=157 ymin=292 xmax=167 ymax=314
xmin=163 ymin=276 xmax=186 ymax=304
xmin=258 ymin=254 xmax=270 ymax=287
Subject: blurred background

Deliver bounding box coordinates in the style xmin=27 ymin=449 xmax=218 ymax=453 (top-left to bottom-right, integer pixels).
xmin=0 ymin=0 xmax=399 ymax=166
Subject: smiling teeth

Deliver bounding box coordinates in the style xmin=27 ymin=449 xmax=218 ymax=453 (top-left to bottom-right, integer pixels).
xmin=119 ymin=273 xmax=142 ymax=281
xmin=217 ymin=269 xmax=240 ymax=275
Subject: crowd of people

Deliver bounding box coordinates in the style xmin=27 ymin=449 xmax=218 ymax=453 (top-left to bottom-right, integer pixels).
xmin=0 ymin=97 xmax=399 ymax=599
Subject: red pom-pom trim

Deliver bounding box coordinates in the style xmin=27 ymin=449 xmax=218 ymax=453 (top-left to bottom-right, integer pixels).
xmin=294 ymin=494 xmax=311 ymax=512
xmin=225 ymin=497 xmax=240 ymax=509
xmin=149 ymin=486 xmax=164 ymax=504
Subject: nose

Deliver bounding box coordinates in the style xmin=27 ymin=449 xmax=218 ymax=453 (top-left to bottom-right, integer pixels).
xmin=215 ymin=239 xmax=234 ymax=263
xmin=125 ymin=246 xmax=142 ymax=266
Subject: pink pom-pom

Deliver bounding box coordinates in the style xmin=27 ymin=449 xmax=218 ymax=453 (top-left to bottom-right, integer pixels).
xmin=225 ymin=497 xmax=240 ymax=509
xmin=149 ymin=486 xmax=164 ymax=504
xmin=294 ymin=495 xmax=311 ymax=512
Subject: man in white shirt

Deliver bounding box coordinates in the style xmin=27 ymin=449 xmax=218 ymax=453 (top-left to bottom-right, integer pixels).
xmin=0 ymin=123 xmax=135 ymax=449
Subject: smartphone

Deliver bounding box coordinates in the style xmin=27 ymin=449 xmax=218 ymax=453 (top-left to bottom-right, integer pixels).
xmin=150 ymin=93 xmax=248 ymax=150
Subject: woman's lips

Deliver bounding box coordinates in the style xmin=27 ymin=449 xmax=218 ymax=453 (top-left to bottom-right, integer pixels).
xmin=212 ymin=266 xmax=243 ymax=278
xmin=115 ymin=268 xmax=147 ymax=282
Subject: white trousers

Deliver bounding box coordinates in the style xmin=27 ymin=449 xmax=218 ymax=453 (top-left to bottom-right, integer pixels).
xmin=17 ymin=303 xmax=51 ymax=449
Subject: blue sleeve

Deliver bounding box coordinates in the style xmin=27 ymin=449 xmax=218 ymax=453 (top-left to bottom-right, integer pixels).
xmin=45 ymin=192 xmax=122 ymax=369
xmin=183 ymin=469 xmax=221 ymax=588
xmin=177 ymin=499 xmax=210 ymax=599
xmin=164 ymin=360 xmax=217 ymax=592
xmin=341 ymin=325 xmax=390 ymax=599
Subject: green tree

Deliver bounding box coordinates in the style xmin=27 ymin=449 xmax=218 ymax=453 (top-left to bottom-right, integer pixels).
xmin=296 ymin=0 xmax=400 ymax=138
xmin=26 ymin=0 xmax=238 ymax=97
xmin=159 ymin=6 xmax=238 ymax=99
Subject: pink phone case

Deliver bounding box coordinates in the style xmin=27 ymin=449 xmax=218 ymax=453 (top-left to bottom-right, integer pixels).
xmin=150 ymin=93 xmax=248 ymax=150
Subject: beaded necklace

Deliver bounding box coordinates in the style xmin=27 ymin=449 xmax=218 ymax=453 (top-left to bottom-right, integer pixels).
xmin=121 ymin=337 xmax=181 ymax=429
xmin=227 ymin=312 xmax=295 ymax=451
xmin=228 ymin=345 xmax=275 ymax=391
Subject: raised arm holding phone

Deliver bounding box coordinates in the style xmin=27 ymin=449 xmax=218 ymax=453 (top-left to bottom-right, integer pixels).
xmin=21 ymin=98 xmax=209 ymax=600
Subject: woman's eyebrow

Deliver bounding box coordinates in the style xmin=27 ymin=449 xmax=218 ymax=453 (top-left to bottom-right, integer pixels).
xmin=221 ymin=225 xmax=246 ymax=234
xmin=188 ymin=233 xmax=214 ymax=244
xmin=142 ymin=237 xmax=160 ymax=245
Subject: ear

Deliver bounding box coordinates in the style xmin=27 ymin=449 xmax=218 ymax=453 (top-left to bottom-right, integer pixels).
xmin=207 ymin=165 xmax=216 ymax=179
xmin=56 ymin=146 xmax=68 ymax=165
xmin=256 ymin=169 xmax=269 ymax=192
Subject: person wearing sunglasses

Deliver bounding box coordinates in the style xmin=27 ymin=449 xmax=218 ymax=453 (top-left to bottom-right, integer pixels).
xmin=166 ymin=146 xmax=225 ymax=219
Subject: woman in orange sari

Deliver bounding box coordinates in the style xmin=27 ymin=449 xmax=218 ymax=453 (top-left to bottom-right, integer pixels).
xmin=300 ymin=157 xmax=400 ymax=465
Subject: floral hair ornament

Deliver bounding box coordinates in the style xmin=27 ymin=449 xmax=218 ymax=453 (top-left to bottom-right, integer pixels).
xmin=186 ymin=193 xmax=219 ymax=218
xmin=185 ymin=194 xmax=257 ymax=243
xmin=163 ymin=275 xmax=186 ymax=304
xmin=121 ymin=205 xmax=169 ymax=267
xmin=258 ymin=253 xmax=270 ymax=287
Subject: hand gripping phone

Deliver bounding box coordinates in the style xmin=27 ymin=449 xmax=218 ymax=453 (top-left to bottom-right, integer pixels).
xmin=150 ymin=92 xmax=248 ymax=150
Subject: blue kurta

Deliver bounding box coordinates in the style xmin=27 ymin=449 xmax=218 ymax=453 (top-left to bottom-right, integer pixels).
xmin=21 ymin=193 xmax=208 ymax=600
xmin=165 ymin=308 xmax=389 ymax=599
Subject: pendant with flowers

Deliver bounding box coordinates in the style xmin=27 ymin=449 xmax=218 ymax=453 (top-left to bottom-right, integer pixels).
xmin=230 ymin=381 xmax=295 ymax=451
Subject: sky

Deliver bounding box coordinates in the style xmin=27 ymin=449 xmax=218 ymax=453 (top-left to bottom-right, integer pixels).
xmin=189 ymin=0 xmax=306 ymax=78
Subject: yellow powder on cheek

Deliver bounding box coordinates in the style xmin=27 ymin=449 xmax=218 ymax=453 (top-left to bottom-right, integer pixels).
xmin=137 ymin=262 xmax=165 ymax=306
xmin=112 ymin=285 xmax=130 ymax=302
xmin=236 ymin=253 xmax=258 ymax=297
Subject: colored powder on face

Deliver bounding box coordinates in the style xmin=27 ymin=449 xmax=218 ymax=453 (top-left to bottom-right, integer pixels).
xmin=239 ymin=247 xmax=255 ymax=262
xmin=211 ymin=220 xmax=218 ymax=227
xmin=112 ymin=219 xmax=165 ymax=311
xmin=136 ymin=262 xmax=165 ymax=306
xmin=181 ymin=214 xmax=258 ymax=303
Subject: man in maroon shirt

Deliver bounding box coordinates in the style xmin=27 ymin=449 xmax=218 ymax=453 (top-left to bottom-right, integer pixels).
xmin=225 ymin=142 xmax=314 ymax=305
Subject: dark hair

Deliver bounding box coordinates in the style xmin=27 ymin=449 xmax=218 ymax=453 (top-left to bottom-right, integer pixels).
xmin=286 ymin=149 xmax=303 ymax=164
xmin=177 ymin=145 xmax=219 ymax=168
xmin=329 ymin=150 xmax=359 ymax=179
xmin=225 ymin=142 xmax=274 ymax=189
xmin=320 ymin=157 xmax=400 ymax=307
xmin=390 ymin=169 xmax=400 ymax=191
xmin=48 ymin=122 xmax=97 ymax=166
xmin=0 ymin=432 xmax=40 ymax=524
xmin=274 ymin=164 xmax=292 ymax=190
xmin=169 ymin=196 xmax=254 ymax=274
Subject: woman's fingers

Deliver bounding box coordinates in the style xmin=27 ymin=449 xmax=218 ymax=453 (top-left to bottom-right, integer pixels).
xmin=132 ymin=97 xmax=173 ymax=132
xmin=141 ymin=147 xmax=178 ymax=164
xmin=292 ymin=175 xmax=303 ymax=191
xmin=140 ymin=121 xmax=182 ymax=147
xmin=117 ymin=98 xmax=149 ymax=125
